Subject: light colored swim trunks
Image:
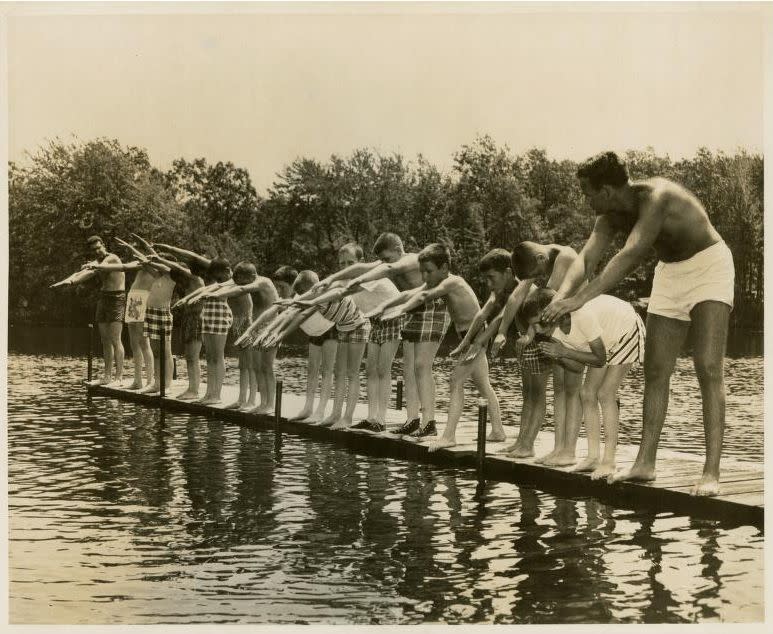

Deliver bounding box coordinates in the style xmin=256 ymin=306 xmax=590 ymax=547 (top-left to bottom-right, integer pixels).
xmin=647 ymin=241 xmax=735 ymax=322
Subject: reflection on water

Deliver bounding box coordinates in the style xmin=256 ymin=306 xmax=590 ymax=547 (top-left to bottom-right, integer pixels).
xmin=8 ymin=355 xmax=763 ymax=624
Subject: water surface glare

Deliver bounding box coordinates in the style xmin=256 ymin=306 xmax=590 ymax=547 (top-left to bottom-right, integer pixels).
xmin=8 ymin=354 xmax=764 ymax=624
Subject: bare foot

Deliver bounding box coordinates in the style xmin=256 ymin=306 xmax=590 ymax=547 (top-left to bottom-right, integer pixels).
xmin=125 ymin=382 xmax=143 ymax=390
xmin=690 ymin=475 xmax=720 ymax=497
xmin=318 ymin=414 xmax=339 ymax=427
xmin=96 ymin=378 xmax=111 ymax=386
xmin=290 ymin=409 xmax=313 ymax=421
xmin=198 ymin=397 xmax=222 ymax=406
xmin=176 ymin=391 xmax=198 ymax=400
xmin=331 ymin=419 xmax=350 ymax=430
xmin=535 ymin=450 xmax=559 ymax=465
xmin=505 ymin=444 xmax=535 ymax=459
xmin=571 ymin=457 xmax=599 ymax=473
xmin=608 ymin=465 xmax=656 ymax=484
xmin=224 ymin=401 xmax=245 ymax=410
xmin=305 ymin=412 xmax=323 ymax=423
xmin=138 ymin=385 xmax=159 ymax=395
xmin=590 ymin=462 xmax=616 ymax=480
xmin=487 ymin=429 xmax=507 ymax=442
xmin=428 ymin=437 xmax=456 ymax=452
xmin=544 ymin=452 xmax=576 ymax=467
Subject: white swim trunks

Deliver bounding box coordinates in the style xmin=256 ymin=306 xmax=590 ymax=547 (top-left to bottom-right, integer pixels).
xmin=647 ymin=241 xmax=734 ymax=322
xmin=124 ymin=289 xmax=150 ymax=323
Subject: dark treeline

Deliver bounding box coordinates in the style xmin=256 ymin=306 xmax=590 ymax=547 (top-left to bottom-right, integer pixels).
xmin=8 ymin=135 xmax=763 ymax=330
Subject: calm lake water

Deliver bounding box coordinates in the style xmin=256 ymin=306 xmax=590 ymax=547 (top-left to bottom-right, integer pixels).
xmin=7 ymin=351 xmax=764 ymax=624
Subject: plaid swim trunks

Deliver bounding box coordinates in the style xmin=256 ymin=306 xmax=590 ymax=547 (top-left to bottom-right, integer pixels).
xmin=369 ymin=315 xmax=406 ymax=345
xmin=401 ymin=297 xmax=451 ymax=343
xmin=201 ymin=297 xmax=233 ymax=336
xmin=143 ymin=306 xmax=173 ymax=341
xmin=337 ymin=320 xmax=372 ymax=344
xmin=517 ymin=340 xmax=554 ymax=375
xmin=308 ymin=326 xmax=338 ymax=347
xmin=95 ymin=290 xmax=126 ymax=324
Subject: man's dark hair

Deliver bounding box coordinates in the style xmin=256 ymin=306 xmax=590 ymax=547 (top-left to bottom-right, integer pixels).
xmin=209 ymin=257 xmax=232 ymax=279
xmin=511 ymin=242 xmax=541 ymax=279
xmin=86 ymin=235 xmax=104 ymax=246
xmin=519 ymin=288 xmax=557 ymax=322
xmin=577 ymin=151 xmax=630 ymax=189
xmin=418 ymin=243 xmax=451 ymax=268
xmin=479 ymin=248 xmax=512 ymax=274
xmin=373 ymin=232 xmax=403 ymax=255
xmin=339 ymin=242 xmax=364 ymax=261
xmin=272 ymin=265 xmax=299 ymax=285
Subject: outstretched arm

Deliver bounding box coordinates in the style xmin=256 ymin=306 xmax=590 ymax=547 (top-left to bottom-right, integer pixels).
xmin=347 ymin=254 xmax=418 ymax=289
xmin=51 ymin=266 xmax=98 ymax=288
xmin=294 ymin=284 xmax=356 ymax=307
xmin=150 ymin=254 xmax=195 ymax=279
xmin=495 ymin=280 xmax=535 ymax=340
xmin=209 ymin=277 xmax=267 ymax=299
xmin=262 ymin=307 xmax=317 ymax=348
xmin=152 ymin=243 xmax=212 ymax=270
xmin=540 ymin=337 xmax=606 ymax=368
xmin=315 ymin=261 xmax=382 ymax=291
xmin=365 ymin=287 xmax=423 ymax=319
xmin=173 ymin=281 xmax=220 ymax=308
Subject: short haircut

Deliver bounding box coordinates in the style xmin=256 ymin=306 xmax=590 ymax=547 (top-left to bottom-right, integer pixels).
xmin=418 ymin=243 xmax=451 ymax=268
xmin=188 ymin=260 xmax=206 ymax=277
xmin=209 ymin=257 xmax=232 ymax=279
xmin=373 ymin=232 xmax=403 ymax=255
xmin=86 ymin=235 xmax=103 ymax=245
xmin=519 ymin=288 xmax=557 ymax=322
xmin=479 ymin=248 xmax=512 ymax=273
xmin=233 ymin=260 xmax=257 ymax=279
xmin=292 ymin=270 xmax=319 ymax=295
xmin=577 ymin=151 xmax=630 ymax=189
xmin=272 ymin=265 xmax=299 ymax=285
xmin=511 ymin=242 xmax=540 ymax=278
xmin=339 ymin=242 xmax=364 ymax=261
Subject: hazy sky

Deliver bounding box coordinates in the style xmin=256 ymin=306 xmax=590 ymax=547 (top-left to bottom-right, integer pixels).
xmin=6 ymin=2 xmax=767 ymax=193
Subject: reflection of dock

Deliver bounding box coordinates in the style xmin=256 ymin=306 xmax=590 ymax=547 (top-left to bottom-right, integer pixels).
xmin=85 ymin=380 xmax=763 ymax=527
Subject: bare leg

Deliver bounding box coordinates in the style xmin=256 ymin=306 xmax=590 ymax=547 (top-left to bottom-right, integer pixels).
xmin=104 ymin=321 xmax=124 ymax=384
xmin=365 ymin=343 xmax=380 ymax=422
xmin=591 ymin=364 xmax=630 ymax=480
xmin=545 ymin=367 xmax=583 ymax=466
xmin=309 ymin=339 xmax=337 ymax=422
xmin=471 ymin=352 xmax=505 ymax=442
xmin=199 ymin=334 xmax=227 ymax=404
xmin=402 ymin=341 xmax=420 ymax=421
xmin=377 ymin=339 xmax=400 ymax=424
xmin=176 ymin=339 xmax=201 ymax=399
xmin=250 ymin=347 xmax=277 ymax=414
xmin=139 ymin=338 xmax=162 ymax=394
xmin=536 ymin=366 xmax=565 ymax=464
xmin=689 ymin=301 xmax=731 ymax=496
xmin=573 ymin=367 xmax=606 ymax=473
xmin=334 ymin=341 xmax=367 ymax=429
xmin=428 ymin=358 xmax=472 ymax=451
xmin=322 ymin=342 xmax=348 ymax=426
xmin=97 ymin=322 xmax=113 ymax=384
xmin=140 ymin=333 xmax=155 ymax=388
xmin=291 ymin=344 xmax=321 ymax=420
xmin=226 ymin=349 xmax=250 ymax=409
xmin=414 ymin=340 xmax=442 ymax=427
xmin=610 ymin=313 xmax=689 ymax=484
xmin=127 ymin=322 xmax=145 ymax=389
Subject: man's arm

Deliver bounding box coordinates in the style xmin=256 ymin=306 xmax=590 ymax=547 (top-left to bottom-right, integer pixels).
xmin=555 ymin=216 xmax=616 ymax=299
xmin=544 ymin=203 xmax=664 ymax=321
xmin=89 ymin=260 xmax=142 ymax=272
xmin=51 ymin=267 xmax=98 ymax=288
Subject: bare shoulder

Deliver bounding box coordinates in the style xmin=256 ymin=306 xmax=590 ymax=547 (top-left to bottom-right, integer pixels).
xmin=556 ymin=244 xmax=579 ymax=263
xmin=638 ymin=177 xmax=687 ymax=207
xmin=398 ymin=253 xmax=420 ymax=269
xmin=104 ymin=253 xmax=122 ymax=264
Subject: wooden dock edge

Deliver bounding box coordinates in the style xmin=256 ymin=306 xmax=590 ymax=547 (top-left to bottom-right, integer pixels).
xmin=85 ymin=382 xmax=764 ymax=529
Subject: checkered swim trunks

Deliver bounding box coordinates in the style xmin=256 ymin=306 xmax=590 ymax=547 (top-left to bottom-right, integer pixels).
xmin=369 ymin=315 xmax=406 ymax=345
xmin=201 ymin=297 xmax=233 ymax=336
xmin=143 ymin=306 xmax=173 ymax=341
xmin=517 ymin=340 xmax=554 ymax=375
xmin=401 ymin=297 xmax=451 ymax=343
xmin=337 ymin=320 xmax=372 ymax=344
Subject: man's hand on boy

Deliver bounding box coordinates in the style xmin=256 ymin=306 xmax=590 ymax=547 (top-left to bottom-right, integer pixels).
xmin=538 ymin=340 xmax=564 ymax=359
xmin=462 ymin=342 xmax=484 ymax=364
xmin=449 ymin=342 xmax=468 ymax=359
xmin=490 ymin=334 xmax=506 ymax=358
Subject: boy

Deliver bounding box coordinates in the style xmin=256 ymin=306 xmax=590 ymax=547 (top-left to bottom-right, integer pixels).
xmin=139 ymin=256 xmax=177 ymax=395
xmin=368 ymin=243 xmax=505 ymax=446
xmin=271 ymin=265 xmax=299 ymax=300
xmin=202 ymin=261 xmax=279 ymax=413
xmin=51 ymin=235 xmax=126 ymax=385
xmin=489 ymin=241 xmax=582 ymax=461
xmin=520 ymin=288 xmax=645 ymax=479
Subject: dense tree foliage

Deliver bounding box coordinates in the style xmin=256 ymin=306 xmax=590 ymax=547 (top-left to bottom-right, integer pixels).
xmin=9 ymin=136 xmax=762 ymax=330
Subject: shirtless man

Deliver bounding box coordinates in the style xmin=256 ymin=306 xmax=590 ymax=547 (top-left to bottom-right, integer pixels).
xmin=542 ymin=151 xmax=735 ymax=496
xmin=316 ymin=232 xmax=432 ymax=435
xmin=51 ymin=235 xmax=126 ymax=385
xmin=368 ymin=243 xmax=505 ymax=447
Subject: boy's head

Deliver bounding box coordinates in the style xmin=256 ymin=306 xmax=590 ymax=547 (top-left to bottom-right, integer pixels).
xmin=338 ymin=242 xmax=364 ymax=270
xmin=209 ymin=257 xmax=232 ymax=283
xmin=576 ymin=151 xmax=630 ymax=215
xmin=511 ymin=241 xmax=551 ymax=282
xmin=373 ymin=232 xmax=404 ymax=263
xmin=233 ymin=261 xmax=258 ymax=285
xmin=292 ymin=270 xmax=319 ymax=295
xmin=478 ymin=248 xmax=513 ymax=293
xmin=518 ymin=288 xmax=568 ymax=335
xmin=188 ymin=259 xmax=207 ymax=278
xmin=87 ymin=235 xmax=107 ymax=258
xmin=417 ymin=243 xmax=451 ymax=288
xmin=272 ymin=265 xmax=299 ymax=298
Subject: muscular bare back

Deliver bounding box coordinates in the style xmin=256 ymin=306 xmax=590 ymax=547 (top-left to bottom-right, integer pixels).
xmin=613 ymin=178 xmax=722 ymax=262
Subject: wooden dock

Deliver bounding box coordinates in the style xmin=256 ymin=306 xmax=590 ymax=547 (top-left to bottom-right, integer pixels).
xmin=85 ymin=379 xmax=764 ymax=528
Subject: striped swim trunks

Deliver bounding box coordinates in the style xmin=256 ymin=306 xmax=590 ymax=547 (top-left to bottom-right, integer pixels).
xmin=369 ymin=315 xmax=406 ymax=345
xmin=143 ymin=306 xmax=173 ymax=341
xmin=401 ymin=298 xmax=451 ymax=343
xmin=201 ymin=297 xmax=233 ymax=336
xmin=606 ymin=313 xmax=646 ymax=366
xmin=337 ymin=320 xmax=372 ymax=344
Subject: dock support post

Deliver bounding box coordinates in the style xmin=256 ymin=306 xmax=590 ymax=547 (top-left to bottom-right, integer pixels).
xmin=396 ymin=379 xmax=403 ymax=411
xmin=159 ymin=326 xmax=166 ymax=406
xmin=274 ymin=380 xmax=283 ymax=431
xmin=87 ymin=323 xmax=94 ymax=383
xmin=172 ymin=356 xmax=178 ymax=380
xmin=476 ymin=400 xmax=488 ymax=477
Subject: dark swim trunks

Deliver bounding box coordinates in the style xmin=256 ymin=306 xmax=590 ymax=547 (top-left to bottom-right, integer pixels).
xmin=95 ymin=290 xmax=126 ymax=324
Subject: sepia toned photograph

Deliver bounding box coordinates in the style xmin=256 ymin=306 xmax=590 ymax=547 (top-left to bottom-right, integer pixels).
xmin=3 ymin=0 xmax=769 ymax=627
